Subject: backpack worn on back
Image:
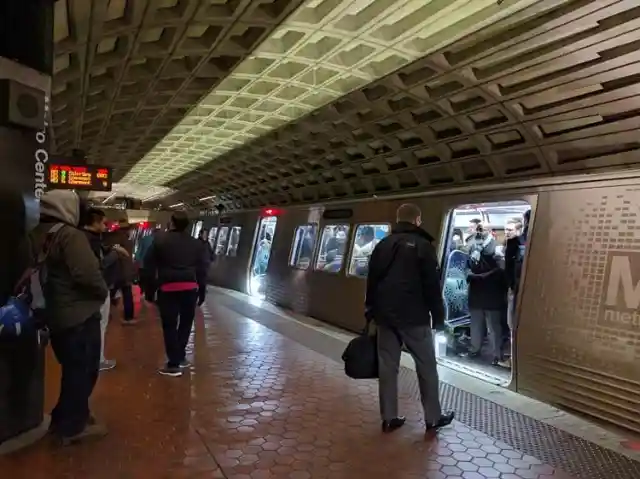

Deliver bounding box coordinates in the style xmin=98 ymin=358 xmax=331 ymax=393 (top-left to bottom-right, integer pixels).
xmin=0 ymin=223 xmax=63 ymax=337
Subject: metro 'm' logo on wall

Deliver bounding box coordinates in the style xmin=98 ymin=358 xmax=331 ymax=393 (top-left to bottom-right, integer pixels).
xmin=600 ymin=252 xmax=640 ymax=329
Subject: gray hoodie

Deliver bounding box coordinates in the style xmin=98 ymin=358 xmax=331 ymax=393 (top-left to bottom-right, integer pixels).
xmin=30 ymin=190 xmax=108 ymax=332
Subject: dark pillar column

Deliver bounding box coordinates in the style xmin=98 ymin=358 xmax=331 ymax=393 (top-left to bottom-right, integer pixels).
xmin=0 ymin=0 xmax=54 ymax=450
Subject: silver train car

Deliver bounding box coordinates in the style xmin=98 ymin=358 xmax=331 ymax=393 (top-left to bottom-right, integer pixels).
xmin=195 ymin=170 xmax=640 ymax=435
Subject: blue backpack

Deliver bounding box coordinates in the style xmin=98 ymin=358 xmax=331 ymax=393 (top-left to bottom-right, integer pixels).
xmin=0 ymin=223 xmax=63 ymax=337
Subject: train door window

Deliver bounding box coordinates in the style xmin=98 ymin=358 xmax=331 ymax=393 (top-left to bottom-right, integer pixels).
xmin=215 ymin=226 xmax=229 ymax=256
xmin=226 ymin=226 xmax=242 ymax=257
xmin=289 ymin=224 xmax=318 ymax=270
xmin=315 ymin=224 xmax=351 ymax=273
xmin=249 ymin=216 xmax=278 ymax=297
xmin=439 ymin=200 xmax=531 ymax=385
xmin=347 ymin=224 xmax=391 ymax=278
xmin=208 ymin=227 xmax=218 ymax=248
xmin=193 ymin=220 xmax=203 ymax=239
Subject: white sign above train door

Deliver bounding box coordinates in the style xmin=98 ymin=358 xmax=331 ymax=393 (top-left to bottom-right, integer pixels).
xmin=601 ymin=252 xmax=640 ymax=329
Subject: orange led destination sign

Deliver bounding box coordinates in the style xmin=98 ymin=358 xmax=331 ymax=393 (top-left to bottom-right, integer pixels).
xmin=47 ymin=164 xmax=113 ymax=192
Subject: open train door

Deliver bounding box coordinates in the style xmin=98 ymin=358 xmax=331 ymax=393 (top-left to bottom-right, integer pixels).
xmin=247 ymin=208 xmax=280 ymax=298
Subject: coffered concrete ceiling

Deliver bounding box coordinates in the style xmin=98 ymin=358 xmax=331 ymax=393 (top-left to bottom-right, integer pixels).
xmin=52 ymin=0 xmax=305 ymax=198
xmin=52 ymin=0 xmax=640 ymax=208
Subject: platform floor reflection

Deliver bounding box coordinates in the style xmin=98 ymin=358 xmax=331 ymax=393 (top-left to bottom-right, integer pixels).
xmin=2 ymin=288 xmax=637 ymax=478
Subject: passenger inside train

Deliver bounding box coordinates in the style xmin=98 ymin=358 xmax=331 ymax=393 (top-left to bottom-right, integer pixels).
xmin=215 ymin=226 xmax=229 ymax=256
xmin=207 ymin=227 xmax=218 ymax=249
xmin=227 ymin=226 xmax=241 ymax=257
xmin=348 ymin=224 xmax=391 ymax=277
xmin=439 ymin=201 xmax=531 ymax=383
xmin=315 ymin=224 xmax=350 ymax=273
xmin=290 ymin=224 xmax=318 ymax=270
xmin=192 ymin=220 xmax=203 ymax=241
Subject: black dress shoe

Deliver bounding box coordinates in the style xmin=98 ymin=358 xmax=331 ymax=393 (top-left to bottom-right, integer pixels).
xmin=426 ymin=411 xmax=455 ymax=432
xmin=382 ymin=416 xmax=406 ymax=433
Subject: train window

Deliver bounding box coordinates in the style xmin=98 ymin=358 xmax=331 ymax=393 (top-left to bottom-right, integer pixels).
xmin=193 ymin=220 xmax=203 ymax=239
xmin=347 ymin=224 xmax=391 ymax=278
xmin=226 ymin=226 xmax=242 ymax=257
xmin=208 ymin=227 xmax=218 ymax=248
xmin=440 ymin=200 xmax=532 ymax=384
xmin=289 ymin=223 xmax=318 ymax=270
xmin=314 ymin=224 xmax=351 ymax=273
xmin=215 ymin=226 xmax=229 ymax=256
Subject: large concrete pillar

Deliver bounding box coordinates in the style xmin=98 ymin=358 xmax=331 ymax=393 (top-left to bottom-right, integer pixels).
xmin=0 ymin=0 xmax=54 ymax=452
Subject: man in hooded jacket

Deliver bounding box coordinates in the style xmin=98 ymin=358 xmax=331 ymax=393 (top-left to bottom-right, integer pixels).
xmin=30 ymin=190 xmax=109 ymax=446
xmin=365 ymin=203 xmax=454 ymax=434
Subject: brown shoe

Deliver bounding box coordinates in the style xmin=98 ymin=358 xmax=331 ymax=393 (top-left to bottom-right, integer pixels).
xmin=59 ymin=422 xmax=108 ymax=446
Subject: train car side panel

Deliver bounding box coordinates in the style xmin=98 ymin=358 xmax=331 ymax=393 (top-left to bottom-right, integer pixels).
xmin=516 ymin=183 xmax=640 ymax=434
xmin=306 ymin=198 xmax=449 ymax=333
xmin=264 ymin=208 xmax=322 ymax=314
xmin=206 ymin=212 xmax=258 ymax=292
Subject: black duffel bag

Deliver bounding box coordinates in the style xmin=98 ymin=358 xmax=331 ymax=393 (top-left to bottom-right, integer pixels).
xmin=342 ymin=321 xmax=378 ymax=379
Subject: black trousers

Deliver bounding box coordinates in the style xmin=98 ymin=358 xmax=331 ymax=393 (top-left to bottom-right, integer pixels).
xmin=158 ymin=290 xmax=198 ymax=368
xmin=120 ymin=284 xmax=134 ymax=320
xmin=139 ymin=268 xmax=157 ymax=303
xmin=49 ymin=314 xmax=101 ymax=437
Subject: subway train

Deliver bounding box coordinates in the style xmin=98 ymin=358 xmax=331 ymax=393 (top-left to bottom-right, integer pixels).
xmin=194 ymin=169 xmax=640 ymax=436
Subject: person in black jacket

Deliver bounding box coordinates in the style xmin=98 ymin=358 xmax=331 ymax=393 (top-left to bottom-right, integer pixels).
xmin=82 ymin=208 xmax=129 ymax=371
xmin=465 ymin=222 xmax=508 ymax=365
xmin=144 ymin=211 xmax=207 ymax=377
xmin=365 ymin=203 xmax=454 ymax=434
xmin=501 ymin=210 xmax=530 ymax=368
xmin=505 ymin=210 xmax=530 ymax=302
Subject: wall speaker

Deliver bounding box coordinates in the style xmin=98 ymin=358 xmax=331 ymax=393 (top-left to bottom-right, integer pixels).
xmin=0 ymin=79 xmax=45 ymax=130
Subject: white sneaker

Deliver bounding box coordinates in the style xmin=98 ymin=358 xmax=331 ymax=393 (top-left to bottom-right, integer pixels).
xmin=496 ymin=358 xmax=512 ymax=368
xmin=99 ymin=359 xmax=116 ymax=371
xmin=158 ymin=366 xmax=183 ymax=377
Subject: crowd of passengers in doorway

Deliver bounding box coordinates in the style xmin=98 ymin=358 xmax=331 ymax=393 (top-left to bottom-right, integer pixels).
xmin=443 ymin=210 xmax=530 ymax=369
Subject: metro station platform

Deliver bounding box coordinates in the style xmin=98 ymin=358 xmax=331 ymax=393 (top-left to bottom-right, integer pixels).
xmin=2 ymin=288 xmax=640 ymax=479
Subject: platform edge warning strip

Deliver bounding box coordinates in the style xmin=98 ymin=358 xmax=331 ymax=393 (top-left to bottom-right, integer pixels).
xmin=212 ymin=292 xmax=640 ymax=479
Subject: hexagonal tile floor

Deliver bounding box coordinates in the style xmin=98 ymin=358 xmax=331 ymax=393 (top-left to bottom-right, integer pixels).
xmin=0 ymin=289 xmax=575 ymax=478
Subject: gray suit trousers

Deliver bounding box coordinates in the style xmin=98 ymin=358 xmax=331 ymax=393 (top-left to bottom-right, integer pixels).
xmin=377 ymin=323 xmax=442 ymax=425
